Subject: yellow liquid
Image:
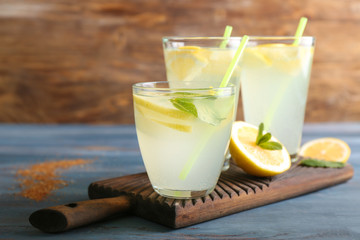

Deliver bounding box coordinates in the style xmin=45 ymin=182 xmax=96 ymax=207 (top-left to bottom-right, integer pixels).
xmin=134 ymin=93 xmax=235 ymax=198
xmin=164 ymin=47 xmax=241 ymax=91
xmin=240 ymin=45 xmax=314 ymax=155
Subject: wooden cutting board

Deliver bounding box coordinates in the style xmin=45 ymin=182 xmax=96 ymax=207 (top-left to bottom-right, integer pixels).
xmin=29 ymin=163 xmax=354 ymax=233
xmin=88 ymin=163 xmax=353 ymax=228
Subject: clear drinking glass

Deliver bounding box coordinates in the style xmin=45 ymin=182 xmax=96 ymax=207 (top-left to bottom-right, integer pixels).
xmin=133 ymin=81 xmax=236 ymax=199
xmin=162 ymin=37 xmax=242 ymax=170
xmin=239 ymin=36 xmax=315 ymax=160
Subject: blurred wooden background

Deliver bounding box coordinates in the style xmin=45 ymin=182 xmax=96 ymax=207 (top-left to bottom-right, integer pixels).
xmin=0 ymin=0 xmax=359 ymax=124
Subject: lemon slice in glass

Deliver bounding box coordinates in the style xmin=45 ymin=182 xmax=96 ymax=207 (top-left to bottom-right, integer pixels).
xmin=164 ymin=46 xmax=210 ymax=81
xmin=243 ymin=47 xmax=273 ymax=66
xmin=134 ymin=95 xmax=195 ymax=132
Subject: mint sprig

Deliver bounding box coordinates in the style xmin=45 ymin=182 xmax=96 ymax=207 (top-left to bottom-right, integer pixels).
xmin=256 ymin=123 xmax=282 ymax=150
xmin=170 ymin=92 xmax=229 ymax=126
xmin=299 ymin=158 xmax=345 ymax=168
xmin=170 ymin=98 xmax=198 ymax=118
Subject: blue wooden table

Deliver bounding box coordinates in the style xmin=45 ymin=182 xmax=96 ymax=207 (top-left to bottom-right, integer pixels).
xmin=1 ymin=123 xmax=359 ymax=239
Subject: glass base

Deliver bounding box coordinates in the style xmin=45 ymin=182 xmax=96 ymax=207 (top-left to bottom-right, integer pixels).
xmin=153 ymin=186 xmax=215 ymax=199
xmin=222 ymin=151 xmax=231 ymax=172
xmin=290 ymin=153 xmax=298 ymax=162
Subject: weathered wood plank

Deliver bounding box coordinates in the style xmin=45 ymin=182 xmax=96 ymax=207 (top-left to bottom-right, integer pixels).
xmin=33 ymin=163 xmax=350 ymax=231
xmin=0 ymin=0 xmax=359 ymax=123
xmin=0 ymin=123 xmax=359 ymax=239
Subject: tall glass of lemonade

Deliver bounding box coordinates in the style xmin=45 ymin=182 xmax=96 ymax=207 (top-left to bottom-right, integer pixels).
xmin=162 ymin=37 xmax=242 ymax=170
xmin=239 ymin=37 xmax=315 ymax=159
xmin=133 ymin=81 xmax=236 ymax=199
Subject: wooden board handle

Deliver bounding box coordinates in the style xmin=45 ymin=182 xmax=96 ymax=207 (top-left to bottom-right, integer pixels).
xmin=29 ymin=195 xmax=132 ymax=233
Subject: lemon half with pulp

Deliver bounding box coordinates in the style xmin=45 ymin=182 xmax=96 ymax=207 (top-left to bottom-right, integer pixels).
xmin=229 ymin=121 xmax=291 ymax=177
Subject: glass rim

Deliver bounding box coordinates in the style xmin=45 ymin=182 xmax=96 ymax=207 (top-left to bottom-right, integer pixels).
xmin=163 ymin=36 xmax=315 ymax=41
xmin=133 ymin=81 xmax=235 ymax=92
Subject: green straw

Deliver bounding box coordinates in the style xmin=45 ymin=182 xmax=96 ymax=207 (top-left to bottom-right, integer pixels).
xmin=293 ymin=17 xmax=308 ymax=45
xmin=263 ymin=17 xmax=308 ymax=129
xmin=220 ymin=25 xmax=233 ymax=48
xmin=178 ymin=129 xmax=214 ymax=180
xmin=219 ymin=35 xmax=249 ymax=87
xmin=178 ymin=35 xmax=249 ymax=181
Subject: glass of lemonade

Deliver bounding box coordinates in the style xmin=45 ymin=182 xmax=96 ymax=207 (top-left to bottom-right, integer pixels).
xmin=133 ymin=81 xmax=236 ymax=199
xmin=162 ymin=37 xmax=242 ymax=170
xmin=239 ymin=36 xmax=315 ymax=160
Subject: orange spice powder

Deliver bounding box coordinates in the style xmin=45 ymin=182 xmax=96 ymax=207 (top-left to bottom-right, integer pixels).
xmin=16 ymin=159 xmax=92 ymax=201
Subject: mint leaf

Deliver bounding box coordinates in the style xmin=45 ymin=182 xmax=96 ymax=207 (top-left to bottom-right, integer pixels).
xmin=256 ymin=123 xmax=264 ymax=145
xmin=258 ymin=133 xmax=272 ymax=145
xmin=299 ymin=158 xmax=345 ymax=168
xmin=255 ymin=123 xmax=283 ymax=151
xmin=170 ymin=98 xmax=198 ymax=118
xmin=171 ymin=94 xmax=233 ymax=126
xmin=259 ymin=141 xmax=283 ymax=150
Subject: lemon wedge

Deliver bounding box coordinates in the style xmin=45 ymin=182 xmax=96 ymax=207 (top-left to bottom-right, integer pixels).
xmin=229 ymin=121 xmax=291 ymax=177
xmin=150 ymin=118 xmax=192 ymax=133
xmin=299 ymin=138 xmax=351 ymax=163
xmin=134 ymin=95 xmax=194 ymax=120
xmin=134 ymin=95 xmax=195 ymax=132
xmin=242 ymin=44 xmax=314 ymax=75
xmin=164 ymin=46 xmax=210 ymax=81
xmin=243 ymin=47 xmax=273 ymax=66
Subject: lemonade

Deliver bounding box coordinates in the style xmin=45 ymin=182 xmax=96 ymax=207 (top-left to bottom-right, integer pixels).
xmin=133 ymin=81 xmax=235 ymax=199
xmin=239 ymin=37 xmax=315 ymax=158
xmin=163 ymin=37 xmax=243 ymax=170
xmin=163 ymin=46 xmax=240 ymax=86
xmin=162 ymin=37 xmax=242 ymax=104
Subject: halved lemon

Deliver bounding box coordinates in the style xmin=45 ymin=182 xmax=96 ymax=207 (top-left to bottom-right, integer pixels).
xmin=229 ymin=121 xmax=291 ymax=177
xmin=299 ymin=138 xmax=351 ymax=163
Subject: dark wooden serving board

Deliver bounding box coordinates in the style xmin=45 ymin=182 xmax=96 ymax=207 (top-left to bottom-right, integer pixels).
xmin=29 ymin=163 xmax=354 ymax=233
xmin=88 ymin=163 xmax=353 ymax=229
